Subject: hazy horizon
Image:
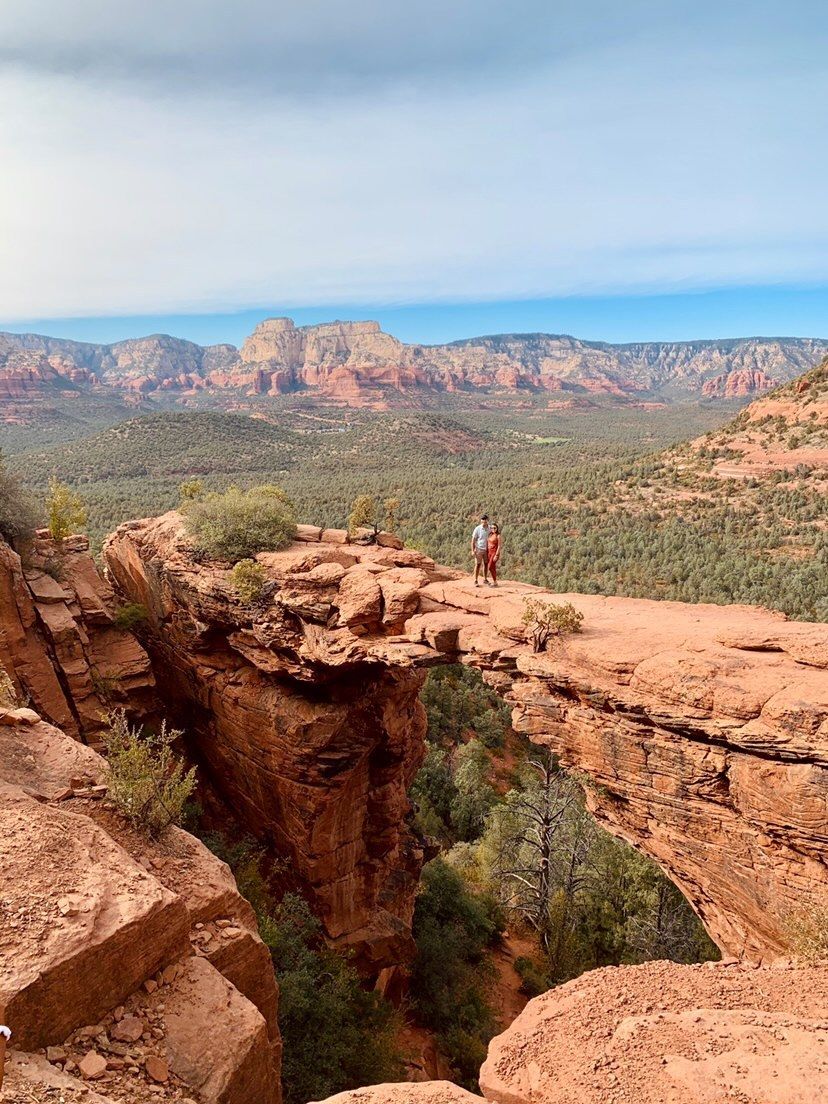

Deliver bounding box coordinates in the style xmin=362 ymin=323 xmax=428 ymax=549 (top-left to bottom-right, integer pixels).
xmin=3 ymin=284 xmax=828 ymax=349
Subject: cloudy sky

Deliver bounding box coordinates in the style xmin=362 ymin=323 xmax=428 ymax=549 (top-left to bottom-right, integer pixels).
xmin=1 ymin=1 xmax=827 ymax=342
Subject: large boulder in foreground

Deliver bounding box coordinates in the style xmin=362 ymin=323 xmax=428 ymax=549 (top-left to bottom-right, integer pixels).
xmin=0 ymin=785 xmax=189 ymax=1049
xmin=0 ymin=713 xmax=281 ymax=1101
xmin=480 ymin=959 xmax=828 ymax=1104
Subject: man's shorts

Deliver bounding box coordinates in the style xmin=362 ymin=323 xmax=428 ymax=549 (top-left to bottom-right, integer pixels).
xmin=474 ymin=548 xmax=488 ymax=563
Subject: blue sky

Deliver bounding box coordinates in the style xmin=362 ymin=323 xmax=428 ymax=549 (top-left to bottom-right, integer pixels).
xmin=1 ymin=2 xmax=827 ymax=344
xmin=6 ymin=285 xmax=828 ymax=348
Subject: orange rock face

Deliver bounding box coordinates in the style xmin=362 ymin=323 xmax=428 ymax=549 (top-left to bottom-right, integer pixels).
xmin=0 ymin=712 xmax=281 ymax=1102
xmin=103 ymin=514 xmax=828 ymax=967
xmin=102 ymin=515 xmax=446 ymax=971
xmin=0 ymin=531 xmax=156 ymax=739
xmin=701 ymin=368 xmax=776 ymax=397
xmin=480 ymin=960 xmax=828 ymax=1104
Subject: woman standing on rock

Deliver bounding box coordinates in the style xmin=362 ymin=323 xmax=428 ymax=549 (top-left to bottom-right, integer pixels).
xmin=488 ymin=523 xmax=502 ymax=586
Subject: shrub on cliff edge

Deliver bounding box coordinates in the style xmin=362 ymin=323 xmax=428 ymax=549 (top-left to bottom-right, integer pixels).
xmin=182 ymin=483 xmax=296 ymax=562
xmin=105 ymin=710 xmax=196 ymax=837
xmin=47 ymin=477 xmax=87 ymax=544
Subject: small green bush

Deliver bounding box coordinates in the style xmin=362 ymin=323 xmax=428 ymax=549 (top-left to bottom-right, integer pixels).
xmin=179 ymin=478 xmax=204 ymax=502
xmin=104 ymin=710 xmax=196 ymax=837
xmin=521 ymin=598 xmax=584 ymax=652
xmin=183 ymin=484 xmax=296 ymax=562
xmin=47 ymin=477 xmax=87 ymax=543
xmin=113 ymin=602 xmax=149 ymax=631
xmin=348 ymin=494 xmax=378 ymax=537
xmin=230 ymin=558 xmax=266 ymax=604
xmin=513 ymin=954 xmax=549 ymax=997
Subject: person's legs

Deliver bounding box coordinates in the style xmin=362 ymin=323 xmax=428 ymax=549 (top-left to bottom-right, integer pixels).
xmin=474 ymin=550 xmax=483 ymax=584
xmin=488 ymin=555 xmax=497 ymax=585
xmin=0 ymin=1026 xmax=9 ymax=1092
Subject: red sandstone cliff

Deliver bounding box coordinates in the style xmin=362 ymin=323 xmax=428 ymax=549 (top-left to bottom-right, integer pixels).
xmin=103 ymin=514 xmax=828 ymax=965
xmin=2 ymin=518 xmax=827 ymax=1103
xmin=3 ymin=323 xmax=826 ymax=416
xmin=0 ymin=530 xmax=156 ymax=740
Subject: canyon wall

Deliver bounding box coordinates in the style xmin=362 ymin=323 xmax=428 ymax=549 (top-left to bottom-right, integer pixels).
xmin=103 ymin=514 xmax=828 ymax=963
xmin=0 ymin=530 xmax=156 ymax=740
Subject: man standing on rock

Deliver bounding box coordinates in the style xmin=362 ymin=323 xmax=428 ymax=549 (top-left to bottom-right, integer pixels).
xmin=471 ymin=514 xmax=491 ymax=586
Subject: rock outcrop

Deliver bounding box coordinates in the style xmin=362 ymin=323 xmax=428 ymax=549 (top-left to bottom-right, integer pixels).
xmin=0 ymin=530 xmax=156 ymax=740
xmin=103 ymin=514 xmax=828 ymax=965
xmin=480 ymin=959 xmax=828 ymax=1104
xmin=315 ymin=960 xmax=828 ymax=1104
xmin=701 ymin=367 xmax=776 ymax=398
xmin=690 ymin=356 xmax=828 ymax=479
xmin=3 ymin=322 xmax=827 ymax=415
xmin=0 ymin=709 xmax=281 ymax=1103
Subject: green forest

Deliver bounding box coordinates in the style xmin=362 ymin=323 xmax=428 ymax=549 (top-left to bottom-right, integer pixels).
xmin=4 ymin=392 xmax=826 ymax=621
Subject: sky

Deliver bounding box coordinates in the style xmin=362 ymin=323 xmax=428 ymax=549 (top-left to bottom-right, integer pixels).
xmin=1 ymin=1 xmax=827 ymax=346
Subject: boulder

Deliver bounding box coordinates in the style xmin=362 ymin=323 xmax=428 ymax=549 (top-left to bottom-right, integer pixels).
xmin=295 ymin=524 xmax=323 ymax=542
xmin=337 ymin=567 xmax=383 ymax=628
xmin=163 ymin=957 xmax=280 ymax=1104
xmin=314 ymin=1083 xmax=486 ymax=1104
xmin=0 ymin=788 xmax=190 ymax=1049
xmin=480 ymin=960 xmax=828 ymax=1104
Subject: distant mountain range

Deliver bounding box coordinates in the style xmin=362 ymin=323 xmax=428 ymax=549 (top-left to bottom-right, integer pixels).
xmin=2 ymin=317 xmax=827 ymax=419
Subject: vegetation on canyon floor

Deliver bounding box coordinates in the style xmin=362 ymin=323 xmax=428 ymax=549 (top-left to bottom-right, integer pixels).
xmin=410 ymin=665 xmax=719 ymax=1087
xmin=4 ymin=391 xmax=825 ymax=621
xmin=203 ymin=834 xmax=402 ymax=1104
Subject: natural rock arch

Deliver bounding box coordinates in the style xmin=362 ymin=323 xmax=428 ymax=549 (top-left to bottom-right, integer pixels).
xmin=102 ymin=513 xmax=828 ymax=968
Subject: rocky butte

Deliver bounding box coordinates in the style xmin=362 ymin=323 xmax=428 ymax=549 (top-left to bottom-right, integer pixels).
xmin=2 ymin=321 xmax=828 ymax=418
xmin=1 ymin=516 xmax=826 ymax=1101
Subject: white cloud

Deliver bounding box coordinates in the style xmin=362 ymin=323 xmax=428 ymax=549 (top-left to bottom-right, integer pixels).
xmin=0 ymin=1 xmax=826 ymax=318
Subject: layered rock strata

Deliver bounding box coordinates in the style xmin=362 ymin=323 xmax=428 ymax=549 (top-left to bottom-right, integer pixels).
xmin=104 ymin=513 xmax=828 ymax=963
xmin=0 ymin=530 xmax=155 ymax=740
xmin=4 ymin=323 xmax=827 ymax=413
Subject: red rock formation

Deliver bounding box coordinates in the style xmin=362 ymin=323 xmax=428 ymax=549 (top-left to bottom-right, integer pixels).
xmin=3 ymin=323 xmax=827 ymax=415
xmin=480 ymin=960 xmax=828 ymax=1104
xmin=0 ymin=531 xmax=155 ymax=739
xmin=702 ymin=368 xmax=776 ymax=398
xmin=102 ymin=516 xmax=451 ymax=972
xmin=0 ymin=709 xmax=281 ymax=1103
xmin=103 ymin=514 xmax=828 ymax=967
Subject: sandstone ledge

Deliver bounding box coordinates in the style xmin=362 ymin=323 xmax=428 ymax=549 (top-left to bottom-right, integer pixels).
xmin=103 ymin=513 xmax=828 ymax=961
